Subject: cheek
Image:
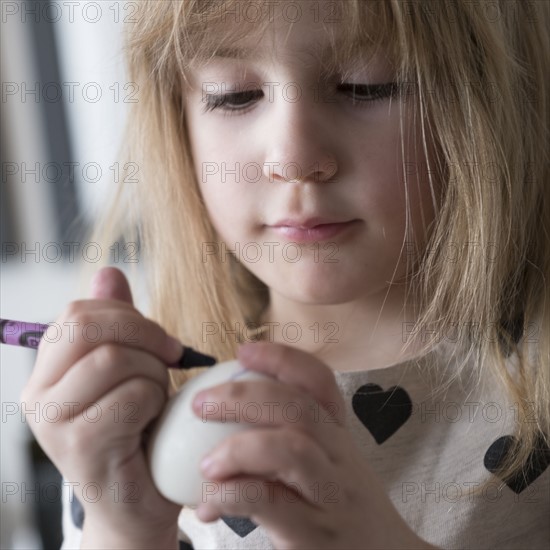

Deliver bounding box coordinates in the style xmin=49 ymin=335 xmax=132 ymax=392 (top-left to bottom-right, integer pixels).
xmin=347 ymin=122 xmax=408 ymax=224
xmin=350 ymin=110 xmax=439 ymax=240
xmin=199 ymin=180 xmax=239 ymax=240
xmin=187 ymin=128 xmax=247 ymax=240
xmin=198 ymin=171 xmax=259 ymax=247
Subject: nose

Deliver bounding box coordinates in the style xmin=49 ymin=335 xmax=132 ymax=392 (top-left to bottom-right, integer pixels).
xmin=262 ymin=98 xmax=338 ymax=184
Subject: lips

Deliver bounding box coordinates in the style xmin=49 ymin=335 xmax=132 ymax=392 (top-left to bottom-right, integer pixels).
xmin=267 ymin=218 xmax=360 ymax=242
xmin=271 ymin=217 xmax=352 ymax=229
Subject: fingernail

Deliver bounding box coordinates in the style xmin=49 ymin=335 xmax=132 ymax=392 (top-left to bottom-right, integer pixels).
xmin=192 ymin=391 xmax=208 ymax=411
xmin=90 ymin=270 xmax=104 ymax=296
xmin=166 ymin=335 xmax=183 ymax=357
xmin=238 ymin=343 xmax=259 ymax=362
xmin=200 ymin=454 xmax=218 ymax=474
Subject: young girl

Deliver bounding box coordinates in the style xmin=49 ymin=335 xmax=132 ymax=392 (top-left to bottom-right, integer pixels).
xmin=22 ymin=0 xmax=549 ymax=548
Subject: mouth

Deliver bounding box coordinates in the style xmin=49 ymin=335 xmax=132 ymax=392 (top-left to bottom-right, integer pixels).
xmin=267 ymin=219 xmax=361 ymax=243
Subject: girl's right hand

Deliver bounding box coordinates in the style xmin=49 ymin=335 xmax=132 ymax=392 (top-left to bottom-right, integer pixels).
xmin=20 ymin=267 xmax=183 ymax=548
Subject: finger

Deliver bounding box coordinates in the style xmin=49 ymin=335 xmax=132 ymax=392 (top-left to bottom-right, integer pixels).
xmin=197 ymin=475 xmax=330 ymax=544
xmin=237 ymin=341 xmax=346 ymax=426
xmin=82 ymin=375 xmax=167 ymax=441
xmin=80 ymin=377 xmax=167 ymax=489
xmin=31 ymin=376 xmax=166 ymax=473
xmin=193 ymin=378 xmax=347 ymax=462
xmin=38 ymin=345 xmax=169 ymax=419
xmin=31 ymin=305 xmax=182 ymax=388
xmin=200 ymin=427 xmax=341 ymax=507
xmin=90 ymin=267 xmax=134 ymax=304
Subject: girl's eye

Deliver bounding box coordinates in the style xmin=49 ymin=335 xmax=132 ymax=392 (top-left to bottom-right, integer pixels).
xmin=202 ymin=82 xmax=400 ymax=114
xmin=337 ymin=82 xmax=400 ymax=105
xmin=202 ymin=89 xmax=263 ymax=114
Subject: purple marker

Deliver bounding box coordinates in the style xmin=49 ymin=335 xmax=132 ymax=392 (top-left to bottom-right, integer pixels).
xmin=0 ymin=318 xmax=217 ymax=369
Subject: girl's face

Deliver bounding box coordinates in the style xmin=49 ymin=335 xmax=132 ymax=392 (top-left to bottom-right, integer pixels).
xmin=185 ymin=2 xmax=440 ymax=306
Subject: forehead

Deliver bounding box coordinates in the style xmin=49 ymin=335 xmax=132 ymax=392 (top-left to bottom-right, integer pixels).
xmin=177 ymin=1 xmax=401 ymax=85
xmin=207 ymin=33 xmax=374 ymax=64
xmin=191 ymin=25 xmax=384 ymax=74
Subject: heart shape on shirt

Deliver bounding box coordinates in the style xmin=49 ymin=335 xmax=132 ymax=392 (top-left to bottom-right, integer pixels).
xmin=71 ymin=495 xmax=84 ymax=529
xmin=484 ymin=434 xmax=550 ymax=493
xmin=221 ymin=515 xmax=258 ymax=537
xmin=352 ymin=383 xmax=412 ymax=444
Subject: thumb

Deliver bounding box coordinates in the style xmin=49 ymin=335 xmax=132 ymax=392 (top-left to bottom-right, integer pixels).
xmin=90 ymin=266 xmax=134 ymax=305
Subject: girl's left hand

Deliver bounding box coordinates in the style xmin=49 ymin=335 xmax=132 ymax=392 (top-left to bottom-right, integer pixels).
xmin=191 ymin=341 xmax=435 ymax=550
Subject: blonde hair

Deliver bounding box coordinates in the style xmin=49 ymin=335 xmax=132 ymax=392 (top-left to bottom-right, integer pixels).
xmin=86 ymin=0 xmax=549 ymax=494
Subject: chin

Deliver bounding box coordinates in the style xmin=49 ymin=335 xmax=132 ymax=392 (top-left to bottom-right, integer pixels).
xmin=272 ymin=274 xmax=366 ymax=305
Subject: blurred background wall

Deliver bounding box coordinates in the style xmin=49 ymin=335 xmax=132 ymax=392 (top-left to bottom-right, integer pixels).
xmin=1 ymin=1 xmax=136 ymax=547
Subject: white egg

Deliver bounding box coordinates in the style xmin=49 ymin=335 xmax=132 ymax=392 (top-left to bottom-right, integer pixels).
xmin=147 ymin=359 xmax=271 ymax=506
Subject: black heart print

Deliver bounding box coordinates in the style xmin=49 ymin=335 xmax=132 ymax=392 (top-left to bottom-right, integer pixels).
xmin=221 ymin=515 xmax=258 ymax=537
xmin=71 ymin=495 xmax=84 ymax=529
xmin=484 ymin=434 xmax=550 ymax=493
xmin=352 ymin=383 xmax=412 ymax=444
